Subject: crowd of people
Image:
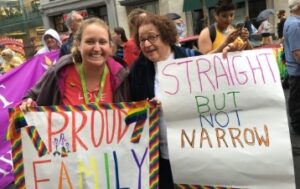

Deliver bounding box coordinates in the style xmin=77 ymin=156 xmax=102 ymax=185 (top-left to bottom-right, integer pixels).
xmin=3 ymin=0 xmax=300 ymax=188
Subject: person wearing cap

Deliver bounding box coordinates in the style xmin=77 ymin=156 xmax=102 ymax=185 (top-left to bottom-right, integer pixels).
xmin=277 ymin=10 xmax=286 ymax=40
xmin=165 ymin=13 xmax=186 ymax=39
xmin=283 ymin=0 xmax=300 ymax=134
xmin=36 ymin=28 xmax=62 ymax=55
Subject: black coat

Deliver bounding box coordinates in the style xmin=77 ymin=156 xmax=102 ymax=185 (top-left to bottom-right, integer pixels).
xmin=59 ymin=34 xmax=73 ymax=58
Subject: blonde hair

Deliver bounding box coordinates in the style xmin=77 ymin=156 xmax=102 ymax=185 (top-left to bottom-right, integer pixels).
xmin=71 ymin=17 xmax=111 ymax=63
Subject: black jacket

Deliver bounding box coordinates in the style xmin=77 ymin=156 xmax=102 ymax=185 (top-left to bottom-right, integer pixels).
xmin=129 ymin=45 xmax=201 ymax=101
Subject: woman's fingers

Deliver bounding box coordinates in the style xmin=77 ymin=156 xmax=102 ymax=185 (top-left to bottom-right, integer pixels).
xmin=19 ymin=98 xmax=36 ymax=112
xmin=240 ymin=28 xmax=249 ymax=41
xmin=148 ymin=97 xmax=162 ymax=107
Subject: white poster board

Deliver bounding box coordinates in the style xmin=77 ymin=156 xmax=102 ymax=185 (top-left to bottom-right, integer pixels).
xmin=158 ymin=49 xmax=295 ymax=188
xmin=10 ymin=102 xmax=160 ymax=189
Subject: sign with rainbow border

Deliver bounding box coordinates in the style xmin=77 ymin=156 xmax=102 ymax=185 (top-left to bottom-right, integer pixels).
xmin=8 ymin=101 xmax=159 ymax=189
xmin=158 ymin=49 xmax=295 ymax=188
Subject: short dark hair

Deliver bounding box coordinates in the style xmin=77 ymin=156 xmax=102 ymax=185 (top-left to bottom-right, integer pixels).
xmin=134 ymin=13 xmax=178 ymax=48
xmin=278 ymin=10 xmax=286 ymax=15
xmin=215 ymin=0 xmax=236 ymax=15
xmin=114 ymin=27 xmax=128 ymax=43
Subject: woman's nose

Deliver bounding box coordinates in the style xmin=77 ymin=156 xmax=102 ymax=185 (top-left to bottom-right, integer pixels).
xmin=144 ymin=40 xmax=152 ymax=47
xmin=93 ymin=43 xmax=102 ymax=51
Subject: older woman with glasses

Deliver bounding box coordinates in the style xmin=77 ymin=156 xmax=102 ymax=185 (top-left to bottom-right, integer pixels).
xmin=128 ymin=13 xmax=202 ymax=188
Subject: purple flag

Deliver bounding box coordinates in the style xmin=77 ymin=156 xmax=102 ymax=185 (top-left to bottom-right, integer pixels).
xmin=0 ymin=51 xmax=60 ymax=188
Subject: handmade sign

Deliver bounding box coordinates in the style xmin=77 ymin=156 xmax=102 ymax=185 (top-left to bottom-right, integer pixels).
xmin=8 ymin=101 xmax=159 ymax=189
xmin=157 ymin=49 xmax=295 ymax=188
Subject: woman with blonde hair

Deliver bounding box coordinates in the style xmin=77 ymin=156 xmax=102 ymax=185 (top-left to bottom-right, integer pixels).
xmin=20 ymin=17 xmax=129 ymax=109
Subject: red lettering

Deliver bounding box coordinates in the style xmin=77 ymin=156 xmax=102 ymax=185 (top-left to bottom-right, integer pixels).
xmin=58 ymin=161 xmax=73 ymax=189
xmin=72 ymin=111 xmax=88 ymax=151
xmin=105 ymin=110 xmax=116 ymax=144
xmin=33 ymin=159 xmax=51 ymax=189
xmin=91 ymin=110 xmax=105 ymax=147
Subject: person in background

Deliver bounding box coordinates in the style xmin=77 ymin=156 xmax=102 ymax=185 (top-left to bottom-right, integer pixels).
xmin=0 ymin=48 xmax=23 ymax=73
xmin=60 ymin=10 xmax=83 ymax=57
xmin=36 ymin=28 xmax=62 ymax=55
xmin=165 ymin=13 xmax=186 ymax=39
xmin=194 ymin=9 xmax=208 ymax=35
xmin=283 ymin=0 xmax=300 ymax=134
xmin=277 ymin=10 xmax=286 ymax=41
xmin=112 ymin=26 xmax=128 ymax=59
xmin=123 ymin=8 xmax=147 ymax=67
xmin=20 ymin=17 xmax=130 ymax=110
xmin=129 ymin=13 xmax=201 ymax=188
xmin=198 ymin=0 xmax=252 ymax=54
xmin=244 ymin=15 xmax=257 ymax=35
xmin=0 ymin=44 xmax=5 ymax=66
xmin=258 ymin=18 xmax=273 ymax=45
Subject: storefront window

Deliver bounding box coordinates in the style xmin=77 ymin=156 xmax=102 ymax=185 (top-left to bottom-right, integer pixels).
xmin=0 ymin=0 xmax=43 ymax=58
xmin=54 ymin=15 xmax=68 ymax=33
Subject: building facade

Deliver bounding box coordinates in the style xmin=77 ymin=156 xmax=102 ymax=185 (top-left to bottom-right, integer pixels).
xmin=0 ymin=0 xmax=43 ymax=57
xmin=36 ymin=0 xmax=292 ymax=37
xmin=0 ymin=0 xmax=289 ymax=57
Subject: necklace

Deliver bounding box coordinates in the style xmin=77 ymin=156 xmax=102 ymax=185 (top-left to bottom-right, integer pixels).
xmin=79 ymin=64 xmax=108 ymax=104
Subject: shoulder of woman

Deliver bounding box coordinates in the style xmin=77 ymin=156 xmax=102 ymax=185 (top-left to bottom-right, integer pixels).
xmin=107 ymin=56 xmax=129 ymax=75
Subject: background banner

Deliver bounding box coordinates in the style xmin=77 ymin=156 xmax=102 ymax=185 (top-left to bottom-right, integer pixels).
xmin=158 ymin=49 xmax=295 ymax=188
xmin=0 ymin=51 xmax=59 ymax=188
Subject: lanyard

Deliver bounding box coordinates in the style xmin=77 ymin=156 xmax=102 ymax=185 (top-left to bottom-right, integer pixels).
xmin=79 ymin=64 xmax=108 ymax=104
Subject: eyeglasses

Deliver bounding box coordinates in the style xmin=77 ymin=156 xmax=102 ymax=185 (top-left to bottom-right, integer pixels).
xmin=139 ymin=34 xmax=160 ymax=45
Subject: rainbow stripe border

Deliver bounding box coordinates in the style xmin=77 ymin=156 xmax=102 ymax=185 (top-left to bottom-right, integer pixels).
xmin=10 ymin=101 xmax=159 ymax=189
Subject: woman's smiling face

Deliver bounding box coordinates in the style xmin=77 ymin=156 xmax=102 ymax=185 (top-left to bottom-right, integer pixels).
xmin=79 ymin=23 xmax=112 ymax=67
xmin=138 ymin=23 xmax=171 ymax=63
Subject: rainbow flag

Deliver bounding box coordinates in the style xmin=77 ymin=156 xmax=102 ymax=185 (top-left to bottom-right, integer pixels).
xmin=125 ymin=107 xmax=148 ymax=143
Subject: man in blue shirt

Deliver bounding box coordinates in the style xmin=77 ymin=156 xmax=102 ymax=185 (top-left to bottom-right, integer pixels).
xmin=284 ymin=0 xmax=300 ymax=134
